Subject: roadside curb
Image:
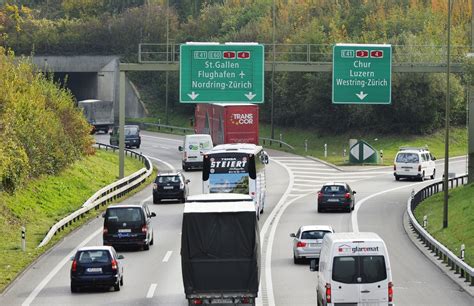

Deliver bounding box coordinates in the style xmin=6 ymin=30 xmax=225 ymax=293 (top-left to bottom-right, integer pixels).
xmin=402 ymin=210 xmax=474 ymax=297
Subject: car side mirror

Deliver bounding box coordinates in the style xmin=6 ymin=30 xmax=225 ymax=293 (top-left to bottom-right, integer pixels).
xmin=178 ymin=146 xmax=183 ymax=151
xmin=185 ymin=179 xmax=190 ymax=184
xmin=433 ymin=157 xmax=436 ymax=161
xmin=70 ymin=256 xmax=75 ymax=261
xmin=353 ymin=191 xmax=356 ymax=194
xmin=150 ymin=212 xmax=156 ymax=217
xmin=309 ymin=259 xmax=318 ymax=272
xmin=117 ymin=254 xmax=125 ymax=260
xmin=289 ymin=233 xmax=296 ymax=238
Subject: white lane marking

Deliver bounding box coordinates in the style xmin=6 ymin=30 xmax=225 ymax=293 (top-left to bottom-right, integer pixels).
xmin=162 ymin=251 xmax=173 ymax=262
xmin=22 ymin=228 xmax=103 ymax=306
xmin=147 ymin=156 xmax=176 ymax=171
xmin=256 ymin=158 xmax=294 ymax=306
xmin=352 ymin=180 xmax=438 ymax=232
xmin=146 ymin=283 xmax=157 ymax=298
xmin=141 ymin=195 xmax=152 ymax=205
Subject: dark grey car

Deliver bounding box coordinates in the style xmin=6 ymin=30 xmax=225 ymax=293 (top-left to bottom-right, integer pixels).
xmin=317 ymin=182 xmax=356 ymax=213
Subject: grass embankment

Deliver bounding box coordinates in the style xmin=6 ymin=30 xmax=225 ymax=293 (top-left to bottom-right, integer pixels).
xmin=0 ymin=149 xmax=156 ymax=292
xmin=414 ymin=184 xmax=474 ymax=267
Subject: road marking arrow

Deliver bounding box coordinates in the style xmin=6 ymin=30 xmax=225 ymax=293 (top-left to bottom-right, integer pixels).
xmin=356 ymin=91 xmax=368 ymax=100
xmin=187 ymin=92 xmax=199 ymax=100
xmin=245 ymin=92 xmax=256 ymax=100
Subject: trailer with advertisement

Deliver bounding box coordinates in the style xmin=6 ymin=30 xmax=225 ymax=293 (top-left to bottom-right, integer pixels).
xmin=194 ymin=103 xmax=259 ymax=145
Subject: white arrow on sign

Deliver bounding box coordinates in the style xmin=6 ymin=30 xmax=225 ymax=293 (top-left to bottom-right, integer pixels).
xmin=187 ymin=92 xmax=199 ymax=100
xmin=245 ymin=92 xmax=256 ymax=100
xmin=356 ymin=91 xmax=368 ymax=100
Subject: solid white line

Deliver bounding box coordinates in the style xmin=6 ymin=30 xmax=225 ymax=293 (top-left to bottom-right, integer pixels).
xmin=146 ymin=283 xmax=157 ymax=298
xmin=22 ymin=227 xmax=103 ymax=306
xmin=147 ymin=156 xmax=176 ymax=171
xmin=351 ymin=180 xmax=434 ymax=232
xmin=162 ymin=251 xmax=173 ymax=262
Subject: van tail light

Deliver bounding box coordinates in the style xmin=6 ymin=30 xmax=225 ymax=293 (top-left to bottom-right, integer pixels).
xmin=296 ymin=241 xmax=307 ymax=248
xmin=325 ymin=283 xmax=332 ymax=303
xmin=388 ymin=281 xmax=393 ymax=302
xmin=71 ymin=259 xmax=77 ymax=272
xmin=344 ymin=192 xmax=351 ymax=199
xmin=141 ymin=225 xmax=148 ymax=233
xmin=103 ymin=227 xmax=108 ymax=235
xmin=418 ymin=165 xmax=421 ymax=171
xmin=111 ymin=259 xmax=118 ymax=270
xmin=192 ymin=298 xmax=203 ymax=305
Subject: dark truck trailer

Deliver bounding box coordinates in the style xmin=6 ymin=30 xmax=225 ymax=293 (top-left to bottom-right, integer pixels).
xmin=181 ymin=201 xmax=260 ymax=305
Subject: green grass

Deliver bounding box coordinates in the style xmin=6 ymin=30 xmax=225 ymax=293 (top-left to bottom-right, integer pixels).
xmin=0 ymin=149 xmax=156 ymax=292
xmin=414 ymin=183 xmax=474 ymax=267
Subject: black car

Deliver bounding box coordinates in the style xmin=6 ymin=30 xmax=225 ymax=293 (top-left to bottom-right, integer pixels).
xmin=102 ymin=204 xmax=155 ymax=250
xmin=317 ymin=182 xmax=356 ymax=213
xmin=153 ymin=172 xmax=190 ymax=204
xmin=109 ymin=125 xmax=141 ymax=149
xmin=70 ymin=246 xmax=124 ymax=292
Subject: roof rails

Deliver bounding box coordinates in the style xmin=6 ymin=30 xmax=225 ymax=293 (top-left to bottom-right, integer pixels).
xmin=399 ymin=146 xmax=429 ymax=151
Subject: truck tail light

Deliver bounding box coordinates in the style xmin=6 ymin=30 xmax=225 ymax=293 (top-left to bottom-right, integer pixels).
xmin=325 ymin=283 xmax=332 ymax=303
xmin=388 ymin=281 xmax=393 ymax=302
xmin=296 ymin=241 xmax=306 ymax=248
xmin=71 ymin=259 xmax=77 ymax=272
xmin=111 ymin=259 xmax=118 ymax=270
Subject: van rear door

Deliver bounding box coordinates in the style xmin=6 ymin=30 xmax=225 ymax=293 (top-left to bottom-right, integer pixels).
xmin=358 ymin=255 xmax=389 ymax=303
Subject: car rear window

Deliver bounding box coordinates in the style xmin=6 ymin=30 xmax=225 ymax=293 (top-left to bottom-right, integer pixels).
xmin=396 ymin=153 xmax=419 ymax=163
xmin=301 ymin=230 xmax=332 ymax=240
xmin=157 ymin=175 xmax=180 ymax=183
xmin=106 ymin=207 xmax=144 ymax=223
xmin=322 ymin=185 xmax=345 ymax=194
xmin=125 ymin=127 xmax=139 ymax=135
xmin=332 ymin=256 xmax=387 ymax=284
xmin=78 ymin=250 xmax=110 ymax=264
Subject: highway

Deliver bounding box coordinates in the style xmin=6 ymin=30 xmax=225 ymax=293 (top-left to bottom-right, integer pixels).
xmin=0 ymin=131 xmax=472 ymax=306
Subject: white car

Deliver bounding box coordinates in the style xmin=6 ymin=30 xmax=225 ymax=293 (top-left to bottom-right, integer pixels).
xmin=393 ymin=147 xmax=436 ymax=181
xmin=290 ymin=225 xmax=334 ymax=264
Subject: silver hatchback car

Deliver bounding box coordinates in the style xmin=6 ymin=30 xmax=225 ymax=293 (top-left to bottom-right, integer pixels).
xmin=290 ymin=225 xmax=334 ymax=264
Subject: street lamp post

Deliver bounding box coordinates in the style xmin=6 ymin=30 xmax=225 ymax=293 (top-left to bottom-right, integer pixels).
xmin=270 ymin=0 xmax=276 ymax=139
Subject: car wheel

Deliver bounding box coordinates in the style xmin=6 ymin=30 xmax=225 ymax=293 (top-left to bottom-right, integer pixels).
xmin=180 ymin=197 xmax=186 ymax=203
xmin=317 ymin=205 xmax=322 ymax=213
xmin=70 ymin=284 xmax=79 ymax=293
xmin=114 ymin=281 xmax=121 ymax=291
xmin=150 ymin=233 xmax=154 ymax=246
xmin=352 ymin=203 xmax=355 ymax=211
xmin=144 ymin=242 xmax=150 ymax=251
xmin=120 ymin=276 xmax=124 ymax=286
xmin=395 ymin=175 xmax=400 ymax=181
xmin=420 ymin=172 xmax=425 ymax=181
xmin=136 ymin=145 xmax=140 ymax=149
xmin=431 ymin=169 xmax=436 ymax=180
xmin=293 ymin=254 xmax=300 ymax=264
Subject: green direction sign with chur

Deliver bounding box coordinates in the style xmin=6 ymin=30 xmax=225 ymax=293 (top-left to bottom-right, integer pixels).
xmin=332 ymin=43 xmax=392 ymax=104
xmin=180 ymin=43 xmax=264 ymax=103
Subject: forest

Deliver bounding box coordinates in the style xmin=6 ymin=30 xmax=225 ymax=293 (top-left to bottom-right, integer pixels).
xmin=0 ymin=0 xmax=473 ymax=134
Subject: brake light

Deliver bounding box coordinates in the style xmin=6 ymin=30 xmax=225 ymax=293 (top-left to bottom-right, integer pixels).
xmin=192 ymin=298 xmax=203 ymax=305
xmin=111 ymin=259 xmax=118 ymax=270
xmin=393 ymin=164 xmax=396 ymax=171
xmin=325 ymin=283 xmax=331 ymax=303
xmin=71 ymin=259 xmax=77 ymax=272
xmin=388 ymin=281 xmax=393 ymax=302
xmin=418 ymin=165 xmax=421 ymax=171
xmin=241 ymin=297 xmax=250 ymax=304
xmin=296 ymin=241 xmax=307 ymax=248
xmin=103 ymin=227 xmax=108 ymax=235
xmin=142 ymin=225 xmax=148 ymax=233
xmin=153 ymin=183 xmax=157 ymax=190
xmin=317 ymin=191 xmax=323 ymax=202
xmin=344 ymin=193 xmax=351 ymax=199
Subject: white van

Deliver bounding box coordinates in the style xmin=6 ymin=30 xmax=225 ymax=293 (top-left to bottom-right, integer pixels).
xmin=393 ymin=147 xmax=436 ymax=181
xmin=311 ymin=232 xmax=393 ymax=306
xmin=179 ymin=134 xmax=213 ymax=171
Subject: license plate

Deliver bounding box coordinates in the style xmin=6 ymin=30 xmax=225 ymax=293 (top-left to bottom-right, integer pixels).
xmin=309 ymin=243 xmax=317 ymax=247
xmin=86 ymin=268 xmax=102 ymax=273
xmin=118 ymin=229 xmax=131 ymax=233
xmin=212 ymin=299 xmax=232 ymax=304
xmin=327 ymin=198 xmax=339 ymax=202
xmin=163 ymin=186 xmax=173 ymax=189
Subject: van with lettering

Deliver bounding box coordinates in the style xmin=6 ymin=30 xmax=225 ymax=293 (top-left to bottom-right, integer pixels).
xmin=194 ymin=103 xmax=259 ymax=145
xmin=179 ymin=134 xmax=214 ymax=171
xmin=310 ymin=232 xmax=393 ymax=306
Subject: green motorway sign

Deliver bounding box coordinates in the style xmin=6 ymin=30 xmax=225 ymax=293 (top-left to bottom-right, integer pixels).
xmin=332 ymin=43 xmax=392 ymax=104
xmin=180 ymin=43 xmax=264 ymax=103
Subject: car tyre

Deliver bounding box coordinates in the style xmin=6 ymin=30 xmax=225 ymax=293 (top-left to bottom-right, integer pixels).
xmin=293 ymin=254 xmax=301 ymax=264
xmin=420 ymin=172 xmax=425 ymax=181
xmin=114 ymin=281 xmax=121 ymax=291
xmin=153 ymin=196 xmax=160 ymax=204
xmin=150 ymin=233 xmax=154 ymax=246
xmin=120 ymin=276 xmax=124 ymax=286
xmin=144 ymin=242 xmax=150 ymax=251
xmin=180 ymin=197 xmax=186 ymax=203
xmin=317 ymin=205 xmax=323 ymax=213
xmin=431 ymin=169 xmax=436 ymax=180
xmin=70 ymin=284 xmax=79 ymax=293
xmin=395 ymin=175 xmax=400 ymax=181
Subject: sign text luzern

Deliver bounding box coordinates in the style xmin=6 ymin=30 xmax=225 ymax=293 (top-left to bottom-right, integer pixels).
xmin=332 ymin=43 xmax=392 ymax=104
xmin=180 ymin=43 xmax=264 ymax=103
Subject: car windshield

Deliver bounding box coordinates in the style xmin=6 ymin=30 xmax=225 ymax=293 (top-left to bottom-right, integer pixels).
xmin=106 ymin=207 xmax=143 ymax=222
xmin=301 ymin=230 xmax=331 ymax=240
xmin=78 ymin=250 xmax=110 ymax=264
xmin=322 ymin=185 xmax=346 ymax=194
xmin=396 ymin=153 xmax=419 ymax=163
xmin=158 ymin=175 xmax=180 ymax=183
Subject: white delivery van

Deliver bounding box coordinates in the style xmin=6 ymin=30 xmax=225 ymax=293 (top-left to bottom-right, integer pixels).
xmin=393 ymin=147 xmax=436 ymax=181
xmin=311 ymin=232 xmax=393 ymax=306
xmin=179 ymin=134 xmax=213 ymax=171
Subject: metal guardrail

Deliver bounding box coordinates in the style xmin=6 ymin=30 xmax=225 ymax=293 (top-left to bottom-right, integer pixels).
xmin=140 ymin=122 xmax=194 ymax=134
xmin=407 ymin=175 xmax=473 ymax=286
xmin=38 ymin=143 xmax=153 ymax=248
xmin=260 ymin=137 xmax=295 ymax=150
